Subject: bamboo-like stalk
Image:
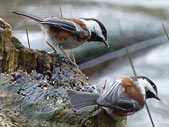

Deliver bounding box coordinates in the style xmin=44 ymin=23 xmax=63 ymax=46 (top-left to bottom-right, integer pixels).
xmin=161 ymin=22 xmax=169 ymax=42
xmin=118 ymin=21 xmax=156 ymax=127
xmin=72 ymin=50 xmax=76 ymax=64
xmin=102 ymin=79 xmax=107 ymax=92
xmin=58 ymin=0 xmax=63 ymax=18
xmin=24 ymin=18 xmax=31 ymax=49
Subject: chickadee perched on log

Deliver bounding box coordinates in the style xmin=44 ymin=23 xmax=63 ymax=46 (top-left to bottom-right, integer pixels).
xmin=67 ymin=76 xmax=160 ymax=118
xmin=13 ymin=11 xmax=109 ymax=66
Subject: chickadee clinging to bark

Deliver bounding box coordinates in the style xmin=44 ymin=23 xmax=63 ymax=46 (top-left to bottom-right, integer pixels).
xmin=67 ymin=76 xmax=160 ymax=118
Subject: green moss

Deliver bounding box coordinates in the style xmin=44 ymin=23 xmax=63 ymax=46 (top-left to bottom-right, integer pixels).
xmin=19 ymin=48 xmax=37 ymax=72
xmin=79 ymin=109 xmax=126 ymax=127
xmin=115 ymin=118 xmax=127 ymax=127
xmin=10 ymin=36 xmax=25 ymax=49
xmin=49 ymin=106 xmax=127 ymax=127
xmin=5 ymin=48 xmax=19 ymax=72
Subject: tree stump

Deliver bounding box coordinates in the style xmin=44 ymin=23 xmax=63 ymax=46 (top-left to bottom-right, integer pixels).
xmin=0 ymin=18 xmax=126 ymax=127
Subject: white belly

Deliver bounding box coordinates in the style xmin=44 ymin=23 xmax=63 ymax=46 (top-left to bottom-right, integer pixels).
xmin=42 ymin=26 xmax=86 ymax=50
xmin=45 ymin=33 xmax=86 ymax=50
xmin=60 ymin=39 xmax=86 ymax=49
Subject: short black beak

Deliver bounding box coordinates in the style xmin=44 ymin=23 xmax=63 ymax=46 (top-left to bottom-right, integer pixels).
xmin=146 ymin=91 xmax=161 ymax=101
xmin=103 ymin=41 xmax=109 ymax=48
xmin=154 ymin=95 xmax=161 ymax=101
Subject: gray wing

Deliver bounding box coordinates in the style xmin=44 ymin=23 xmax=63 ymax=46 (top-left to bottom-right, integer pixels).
xmin=41 ymin=17 xmax=79 ymax=33
xmin=41 ymin=17 xmax=88 ymax=38
xmin=97 ymin=80 xmax=140 ymax=112
xmin=13 ymin=11 xmax=78 ymax=33
xmin=13 ymin=11 xmax=85 ymax=36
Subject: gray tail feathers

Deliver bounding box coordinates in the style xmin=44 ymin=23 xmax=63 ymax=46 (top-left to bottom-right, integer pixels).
xmin=12 ymin=11 xmax=43 ymax=22
xmin=67 ymin=90 xmax=100 ymax=110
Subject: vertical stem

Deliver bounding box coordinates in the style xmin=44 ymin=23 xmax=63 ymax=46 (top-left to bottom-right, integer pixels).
xmin=102 ymin=79 xmax=107 ymax=92
xmin=24 ymin=18 xmax=31 ymax=49
xmin=124 ymin=41 xmax=137 ymax=76
xmin=161 ymin=22 xmax=169 ymax=42
xmin=72 ymin=50 xmax=76 ymax=64
xmin=118 ymin=21 xmax=155 ymax=127
xmin=145 ymin=102 xmax=155 ymax=127
xmin=46 ymin=41 xmax=57 ymax=52
xmin=58 ymin=0 xmax=63 ymax=18
xmin=118 ymin=22 xmax=137 ymax=76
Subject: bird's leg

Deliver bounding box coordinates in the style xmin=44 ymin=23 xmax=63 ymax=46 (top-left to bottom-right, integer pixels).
xmin=67 ymin=50 xmax=70 ymax=57
xmin=58 ymin=45 xmax=78 ymax=68
xmin=71 ymin=50 xmax=77 ymax=64
xmin=46 ymin=41 xmax=57 ymax=53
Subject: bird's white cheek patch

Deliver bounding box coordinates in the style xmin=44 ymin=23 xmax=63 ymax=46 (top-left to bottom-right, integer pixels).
xmin=137 ymin=78 xmax=156 ymax=97
xmin=80 ymin=19 xmax=104 ymax=39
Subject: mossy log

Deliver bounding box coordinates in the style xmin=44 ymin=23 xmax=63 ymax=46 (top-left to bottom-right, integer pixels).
xmin=0 ymin=18 xmax=126 ymax=127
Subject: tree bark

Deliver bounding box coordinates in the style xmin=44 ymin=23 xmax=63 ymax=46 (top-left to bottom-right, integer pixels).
xmin=0 ymin=18 xmax=126 ymax=127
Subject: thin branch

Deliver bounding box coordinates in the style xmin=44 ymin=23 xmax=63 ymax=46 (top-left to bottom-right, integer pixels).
xmin=145 ymin=102 xmax=156 ymax=127
xmin=58 ymin=0 xmax=63 ymax=18
xmin=117 ymin=21 xmax=137 ymax=76
xmin=117 ymin=21 xmax=155 ymax=127
xmin=161 ymin=22 xmax=169 ymax=42
xmin=71 ymin=50 xmax=77 ymax=64
xmin=46 ymin=41 xmax=57 ymax=53
xmin=102 ymin=79 xmax=107 ymax=92
xmin=24 ymin=18 xmax=31 ymax=49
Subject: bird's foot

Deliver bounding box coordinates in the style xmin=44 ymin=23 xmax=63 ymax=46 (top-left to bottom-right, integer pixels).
xmin=68 ymin=59 xmax=79 ymax=68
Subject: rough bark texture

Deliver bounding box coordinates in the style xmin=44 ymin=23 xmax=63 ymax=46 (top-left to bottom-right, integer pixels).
xmin=0 ymin=18 xmax=126 ymax=127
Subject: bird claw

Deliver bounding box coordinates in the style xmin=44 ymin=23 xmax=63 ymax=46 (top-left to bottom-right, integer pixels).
xmin=69 ymin=60 xmax=79 ymax=68
xmin=57 ymin=45 xmax=79 ymax=68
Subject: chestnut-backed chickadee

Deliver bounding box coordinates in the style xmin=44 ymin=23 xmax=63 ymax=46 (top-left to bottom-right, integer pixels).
xmin=13 ymin=11 xmax=109 ymax=66
xmin=67 ymin=76 xmax=160 ymax=118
